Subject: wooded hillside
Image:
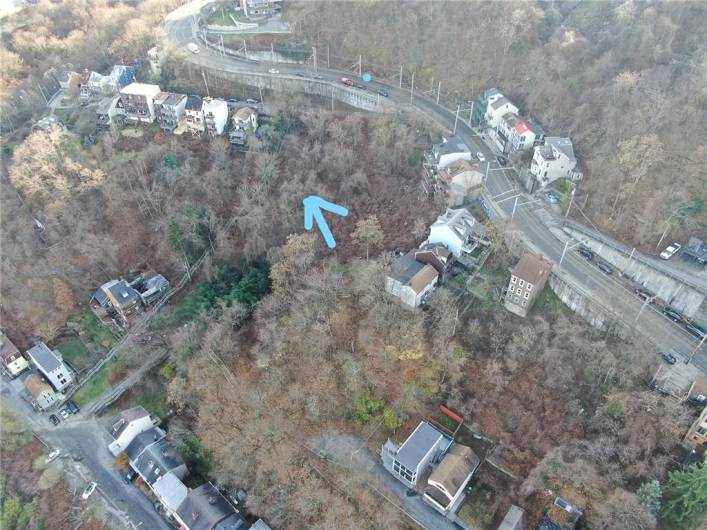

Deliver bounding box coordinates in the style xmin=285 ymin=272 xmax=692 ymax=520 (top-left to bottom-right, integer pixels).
xmin=289 ymin=0 xmax=707 ymax=248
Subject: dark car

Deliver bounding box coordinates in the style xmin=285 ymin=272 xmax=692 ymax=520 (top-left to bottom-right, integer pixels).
xmin=688 ymin=394 xmax=707 ymax=405
xmin=124 ymin=469 xmax=138 ymax=484
xmin=496 ymin=155 xmax=508 ymax=167
xmin=226 ymin=98 xmax=240 ymax=106
xmin=686 ymin=321 xmax=707 ymax=340
xmin=66 ymin=400 xmax=80 ymax=414
xmin=635 ymin=288 xmax=654 ymax=303
xmin=578 ymin=247 xmax=594 ymax=260
xmin=245 ymin=98 xmax=259 ymax=105
xmin=661 ymin=352 xmax=678 ymax=365
xmin=377 ymin=89 xmax=389 ymax=97
xmin=295 ymin=72 xmax=306 ymax=77
xmin=596 ymin=261 xmax=613 ymax=275
xmin=543 ymin=191 xmax=560 ymax=205
xmin=663 ymin=307 xmax=683 ymax=322
xmin=356 ymin=83 xmax=366 ymax=90
xmin=49 ymin=414 xmax=60 ymax=426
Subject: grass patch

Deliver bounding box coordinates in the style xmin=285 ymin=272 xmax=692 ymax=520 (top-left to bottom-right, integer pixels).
xmin=533 ymin=286 xmax=565 ymax=318
xmin=134 ymin=393 xmax=169 ymax=419
xmin=54 ymin=337 xmax=94 ymax=371
xmin=73 ymin=311 xmax=120 ymax=349
xmin=457 ymin=483 xmax=497 ymax=530
xmin=72 ymin=363 xmax=111 ymax=407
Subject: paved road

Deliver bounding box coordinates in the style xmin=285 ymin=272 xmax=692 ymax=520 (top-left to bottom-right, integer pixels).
xmin=0 ymin=377 xmax=170 ymax=530
xmin=163 ymin=2 xmax=707 ymax=372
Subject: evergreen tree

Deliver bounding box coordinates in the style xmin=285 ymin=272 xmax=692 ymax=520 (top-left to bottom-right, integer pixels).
xmin=661 ymin=464 xmax=707 ymax=528
xmin=637 ymin=480 xmax=662 ymax=516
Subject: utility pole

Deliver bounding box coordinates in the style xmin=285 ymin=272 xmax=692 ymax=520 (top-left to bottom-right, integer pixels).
xmin=453 ymin=104 xmax=460 ymax=134
xmin=436 ymin=81 xmax=441 ymax=105
xmin=271 ymin=42 xmax=274 ymax=62
xmin=258 ymin=85 xmax=263 ymax=103
xmin=243 ymin=39 xmax=248 ymax=60
xmin=468 ymin=101 xmax=474 ymax=126
xmin=358 ymin=55 xmax=362 ymax=77
xmin=511 ymin=196 xmax=519 ymax=221
xmin=331 ymin=87 xmax=334 ymax=112
xmin=399 ymin=65 xmax=403 ymax=89
xmin=687 ymin=333 xmax=707 ymax=365
xmin=312 ymin=47 xmax=317 ymax=71
xmin=634 ymin=296 xmax=656 ymax=326
xmin=327 ymin=43 xmax=330 ymax=68
xmin=410 ymin=71 xmax=414 ymax=105
xmin=201 ymin=69 xmax=210 ymax=97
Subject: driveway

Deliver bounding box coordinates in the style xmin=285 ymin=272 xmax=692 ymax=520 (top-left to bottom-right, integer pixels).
xmin=309 ymin=432 xmax=460 ymax=530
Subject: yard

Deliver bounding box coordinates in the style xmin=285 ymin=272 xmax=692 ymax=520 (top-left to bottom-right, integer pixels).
xmin=54 ymin=336 xmax=99 ymax=374
xmin=207 ymin=5 xmax=248 ymax=26
xmin=457 ymin=482 xmax=499 ymax=530
xmin=71 ymin=363 xmax=110 ymax=407
xmin=70 ymin=310 xmax=121 ymax=350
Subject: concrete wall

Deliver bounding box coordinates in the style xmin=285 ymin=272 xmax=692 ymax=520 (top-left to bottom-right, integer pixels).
xmin=563 ymin=225 xmax=705 ymax=318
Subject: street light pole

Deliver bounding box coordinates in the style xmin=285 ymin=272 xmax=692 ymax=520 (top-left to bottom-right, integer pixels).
xmin=560 ymin=240 xmax=570 ymax=266
xmin=436 ymin=81 xmax=441 ymax=105
xmin=453 ymin=104 xmax=460 ymax=135
xmin=687 ymin=333 xmax=707 ymax=365
xmin=565 ymin=188 xmax=575 ymax=219
xmin=511 ymin=196 xmax=519 ymax=221
xmin=634 ymin=296 xmax=656 ymax=325
xmin=410 ymin=71 xmax=414 ymax=105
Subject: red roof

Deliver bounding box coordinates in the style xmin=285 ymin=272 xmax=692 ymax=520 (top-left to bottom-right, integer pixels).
xmin=515 ymin=121 xmax=530 ymax=135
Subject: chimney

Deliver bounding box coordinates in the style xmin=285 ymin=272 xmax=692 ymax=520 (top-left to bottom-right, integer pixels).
xmin=208 ymin=496 xmax=218 ymax=505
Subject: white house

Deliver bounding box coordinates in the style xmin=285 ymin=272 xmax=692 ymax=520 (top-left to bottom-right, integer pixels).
xmin=381 ymin=421 xmax=453 ymax=488
xmin=423 ymin=443 xmax=480 ymax=516
xmin=108 ymin=406 xmax=155 ymax=456
xmin=429 ymin=136 xmax=471 ymax=170
xmin=485 ymin=95 xmax=519 ymax=128
xmin=203 ymin=98 xmax=229 ymax=136
xmin=25 ymin=342 xmax=74 ymax=393
xmin=232 ymin=106 xmax=258 ymax=131
xmin=529 ymin=136 xmax=582 ymax=186
xmin=492 ymin=113 xmax=537 ymax=154
xmin=425 ymin=208 xmax=484 ymax=258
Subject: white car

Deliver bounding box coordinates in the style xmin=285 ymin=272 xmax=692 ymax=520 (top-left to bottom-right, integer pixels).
xmin=268 ymin=68 xmax=280 ymax=74
xmin=81 ymin=482 xmax=97 ymax=500
xmin=44 ymin=449 xmax=61 ymax=464
xmin=659 ymin=242 xmax=681 ymax=260
xmin=187 ymin=42 xmax=199 ymax=54
xmin=476 ymin=152 xmax=486 ymax=162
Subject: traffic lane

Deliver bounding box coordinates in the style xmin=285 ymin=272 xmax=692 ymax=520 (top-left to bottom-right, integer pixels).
xmin=45 ymin=423 xmax=172 ymax=530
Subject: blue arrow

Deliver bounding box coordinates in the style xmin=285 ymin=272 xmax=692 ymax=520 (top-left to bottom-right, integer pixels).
xmin=303 ymin=195 xmax=349 ymax=248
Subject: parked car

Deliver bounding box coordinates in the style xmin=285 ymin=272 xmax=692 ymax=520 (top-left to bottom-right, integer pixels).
xmin=496 ymin=155 xmax=508 ymax=166
xmin=596 ymin=261 xmax=614 ymax=275
xmin=226 ymin=98 xmax=240 ymax=106
xmin=312 ymin=73 xmax=323 ymax=80
xmin=476 ymin=152 xmax=486 ymax=162
xmin=578 ymin=247 xmax=594 ymax=260
xmin=187 ymin=42 xmax=199 ymax=54
xmin=66 ymin=400 xmax=80 ymax=414
xmin=686 ymin=321 xmax=706 ymax=340
xmin=81 ymin=482 xmax=97 ymax=500
xmin=125 ymin=469 xmax=139 ymax=483
xmin=543 ymin=191 xmax=560 ymax=205
xmin=661 ymin=352 xmax=678 ymax=365
xmin=635 ymin=288 xmax=654 ymax=302
xmin=295 ymin=71 xmax=306 ymax=77
xmin=662 ymin=306 xmax=683 ymax=322
xmin=246 ymin=98 xmax=259 ymax=105
xmin=688 ymin=394 xmax=707 ymax=405
xmin=377 ymin=89 xmax=389 ymax=97
xmin=356 ymin=83 xmax=366 ymax=90
xmin=49 ymin=414 xmax=60 ymax=426
xmin=44 ymin=449 xmax=61 ymax=464
xmin=659 ymin=242 xmax=681 ymax=260
xmin=267 ymin=68 xmax=279 ymax=74
xmin=59 ymin=408 xmax=69 ymax=420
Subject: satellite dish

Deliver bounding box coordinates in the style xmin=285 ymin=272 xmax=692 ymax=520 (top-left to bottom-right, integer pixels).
xmin=362 ymin=72 xmax=372 ymax=83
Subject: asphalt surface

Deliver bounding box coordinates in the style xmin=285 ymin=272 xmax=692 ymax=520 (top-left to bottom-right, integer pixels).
xmin=0 ymin=377 xmax=170 ymax=530
xmin=163 ymin=2 xmax=707 ymax=371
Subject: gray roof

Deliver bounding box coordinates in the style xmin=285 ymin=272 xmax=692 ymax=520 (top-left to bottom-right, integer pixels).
xmin=389 ymin=254 xmax=425 ymax=285
xmin=434 ymin=136 xmax=470 ymax=156
xmin=176 ymin=483 xmax=247 ymax=530
xmin=685 ymin=237 xmax=707 ymax=260
xmin=26 ymin=342 xmax=61 ymax=372
xmin=489 ymin=96 xmax=512 ymax=110
xmin=92 ymin=279 xmax=118 ymax=306
xmin=107 ymin=280 xmax=140 ymax=307
xmin=431 ymin=207 xmax=480 ymax=241
xmin=126 ymin=426 xmax=166 ymax=461
xmin=133 ymin=437 xmax=187 ymax=485
xmin=498 ymin=505 xmax=525 ymax=530
xmin=186 ymin=95 xmax=203 ymax=111
xmin=396 ymin=421 xmax=446 ymax=471
xmin=153 ymin=472 xmax=188 ymax=512
xmin=110 ymin=406 xmax=150 ymax=439
xmin=545 ymin=137 xmax=576 ymax=163
xmin=96 ymin=96 xmax=118 ymax=115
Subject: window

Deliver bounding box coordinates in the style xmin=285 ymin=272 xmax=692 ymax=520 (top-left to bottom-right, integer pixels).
xmin=524 ymin=291 xmax=529 ymax=299
xmin=514 ymin=296 xmax=520 ymax=304
xmin=526 ymin=283 xmax=532 ymax=291
xmin=522 ymin=300 xmax=527 ymax=307
xmin=698 ymin=427 xmax=707 ymax=435
xmin=518 ymin=279 xmax=524 ymax=287
xmin=511 ymin=276 xmax=516 ymax=284
xmin=509 ymin=286 xmax=514 ymax=294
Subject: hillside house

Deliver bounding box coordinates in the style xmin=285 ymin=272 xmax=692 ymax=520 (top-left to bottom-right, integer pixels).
xmin=381 ymin=421 xmax=453 ymax=488
xmin=425 ymin=207 xmax=485 ymax=258
xmin=1 ymin=330 xmax=29 ymax=378
xmin=423 ymin=443 xmax=480 ymax=515
xmin=485 ymin=95 xmax=519 ymax=128
xmin=240 ymin=0 xmax=283 ymax=19
xmin=203 ymin=98 xmax=229 ymax=136
xmin=438 ymin=159 xmax=484 ymax=206
xmin=504 ymin=253 xmax=553 ymax=318
xmin=126 ymin=428 xmax=188 ymax=487
xmin=684 ymin=405 xmax=707 ymax=448
xmin=530 ymin=137 xmax=582 ymax=186
xmin=153 ymin=472 xmax=189 ymax=521
xmin=471 ymin=87 xmax=502 ymax=127
xmin=108 ymin=406 xmax=156 ymax=456
xmin=26 ymin=342 xmax=74 ymax=392
xmin=80 ymin=65 xmax=135 ymax=99
xmin=428 ymin=136 xmax=472 ymax=170
xmin=91 ymin=279 xmax=143 ymax=327
xmin=119 ymin=83 xmax=161 ymax=124
xmin=685 ymin=237 xmax=707 ymax=265
xmin=96 ymin=96 xmax=121 ymax=130
xmin=185 ymin=95 xmax=205 ymax=135
xmin=154 ymin=92 xmax=187 ymax=132
xmin=232 ymin=106 xmax=258 ymax=131
xmin=386 ymin=251 xmax=441 ymax=309
xmin=130 ymin=271 xmax=170 ymax=306
xmin=491 ymin=113 xmax=536 ymax=154
xmin=540 ymin=496 xmax=583 ymax=530
xmin=174 ymin=482 xmax=249 ymax=530
xmin=24 ymin=373 xmax=60 ymax=411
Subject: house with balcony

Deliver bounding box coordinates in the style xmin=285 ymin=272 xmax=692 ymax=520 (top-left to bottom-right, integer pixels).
xmin=79 ymin=65 xmax=135 ymax=99
xmin=185 ymin=95 xmax=205 ymax=135
xmin=240 ymin=0 xmax=283 ymax=19
xmin=1 ymin=330 xmax=29 ymax=378
xmin=471 ymin=87 xmax=502 ymax=127
xmin=90 ymin=279 xmax=143 ymax=327
xmin=684 ymin=405 xmax=707 ymax=448
xmin=154 ymin=92 xmax=187 ymax=133
xmin=423 ymin=443 xmax=480 ymax=515
xmin=485 ymin=95 xmax=519 ymax=129
xmin=437 ymin=159 xmax=484 ymax=206
xmin=232 ymin=106 xmax=258 ymax=131
xmin=427 ymin=136 xmax=472 ymax=171
xmin=491 ymin=112 xmax=537 ymax=154
xmin=504 ymin=253 xmax=553 ymax=318
xmin=425 ymin=207 xmax=485 ymax=258
xmin=529 ymin=137 xmax=582 ymax=186
xmin=203 ymin=98 xmax=229 ymax=136
xmin=96 ymin=96 xmax=121 ymax=130
xmin=26 ymin=342 xmax=74 ymax=393
xmin=118 ymin=83 xmax=161 ymax=124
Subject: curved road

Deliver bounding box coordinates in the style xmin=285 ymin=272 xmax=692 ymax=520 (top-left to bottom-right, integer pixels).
xmin=163 ymin=2 xmax=706 ymax=373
